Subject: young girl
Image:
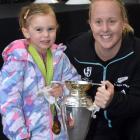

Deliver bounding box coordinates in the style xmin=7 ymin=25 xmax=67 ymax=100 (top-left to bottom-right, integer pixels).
xmin=0 ymin=3 xmax=80 ymax=140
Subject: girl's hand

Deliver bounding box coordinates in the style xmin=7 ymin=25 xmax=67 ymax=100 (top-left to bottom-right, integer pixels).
xmin=50 ymin=84 xmax=63 ymax=98
xmin=94 ymin=81 xmax=114 ymax=109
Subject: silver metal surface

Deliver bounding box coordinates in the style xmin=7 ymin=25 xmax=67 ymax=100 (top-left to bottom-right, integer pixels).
xmin=63 ymin=81 xmax=101 ymax=139
xmin=64 ymin=80 xmax=100 ymax=107
xmin=66 ymin=107 xmax=91 ymax=140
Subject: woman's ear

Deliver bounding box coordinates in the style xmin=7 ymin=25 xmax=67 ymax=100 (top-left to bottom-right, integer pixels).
xmin=122 ymin=17 xmax=128 ymax=30
xmin=22 ymin=27 xmax=30 ymax=39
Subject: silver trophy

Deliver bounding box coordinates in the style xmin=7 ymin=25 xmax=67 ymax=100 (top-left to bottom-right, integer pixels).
xmin=63 ymin=80 xmax=100 ymax=140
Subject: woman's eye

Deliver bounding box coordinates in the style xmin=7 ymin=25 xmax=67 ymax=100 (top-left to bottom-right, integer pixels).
xmin=95 ymin=20 xmax=102 ymax=25
xmin=109 ymin=20 xmax=116 ymax=24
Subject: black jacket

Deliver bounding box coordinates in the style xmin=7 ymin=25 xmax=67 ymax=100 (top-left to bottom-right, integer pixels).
xmin=65 ymin=31 xmax=140 ymax=138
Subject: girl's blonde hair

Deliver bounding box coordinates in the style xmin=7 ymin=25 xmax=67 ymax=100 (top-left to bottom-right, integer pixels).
xmin=19 ymin=3 xmax=57 ymax=29
xmin=89 ymin=0 xmax=134 ymax=35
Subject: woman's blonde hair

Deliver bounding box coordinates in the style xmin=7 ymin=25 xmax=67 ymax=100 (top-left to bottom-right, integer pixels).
xmin=19 ymin=3 xmax=57 ymax=29
xmin=89 ymin=0 xmax=134 ymax=35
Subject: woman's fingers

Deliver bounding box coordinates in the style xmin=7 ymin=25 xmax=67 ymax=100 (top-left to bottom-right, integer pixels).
xmin=95 ymin=81 xmax=114 ymax=108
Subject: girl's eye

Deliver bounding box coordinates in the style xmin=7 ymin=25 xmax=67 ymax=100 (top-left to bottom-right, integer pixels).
xmin=47 ymin=27 xmax=56 ymax=32
xmin=36 ymin=28 xmax=43 ymax=32
xmin=110 ymin=20 xmax=115 ymax=23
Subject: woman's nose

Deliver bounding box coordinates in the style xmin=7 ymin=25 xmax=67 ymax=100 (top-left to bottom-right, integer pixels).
xmin=102 ymin=23 xmax=109 ymax=32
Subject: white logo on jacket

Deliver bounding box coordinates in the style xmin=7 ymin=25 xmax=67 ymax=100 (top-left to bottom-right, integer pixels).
xmin=84 ymin=67 xmax=92 ymax=77
xmin=114 ymin=76 xmax=129 ymax=94
xmin=117 ymin=76 xmax=128 ymax=83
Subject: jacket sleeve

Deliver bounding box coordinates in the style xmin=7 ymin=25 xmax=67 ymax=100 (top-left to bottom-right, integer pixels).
xmin=107 ymin=61 xmax=140 ymax=119
xmin=62 ymin=53 xmax=81 ymax=81
xmin=0 ymin=60 xmax=30 ymax=140
xmin=55 ymin=52 xmax=81 ymax=96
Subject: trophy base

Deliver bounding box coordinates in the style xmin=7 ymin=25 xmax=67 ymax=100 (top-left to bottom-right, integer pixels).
xmin=66 ymin=107 xmax=91 ymax=140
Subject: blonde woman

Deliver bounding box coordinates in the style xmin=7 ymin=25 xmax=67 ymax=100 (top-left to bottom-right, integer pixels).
xmin=65 ymin=0 xmax=140 ymax=140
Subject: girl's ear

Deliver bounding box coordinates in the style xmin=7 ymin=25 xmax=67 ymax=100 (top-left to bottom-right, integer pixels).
xmin=22 ymin=27 xmax=30 ymax=39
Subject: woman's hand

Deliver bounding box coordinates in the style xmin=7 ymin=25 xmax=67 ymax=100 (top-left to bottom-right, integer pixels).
xmin=94 ymin=81 xmax=114 ymax=109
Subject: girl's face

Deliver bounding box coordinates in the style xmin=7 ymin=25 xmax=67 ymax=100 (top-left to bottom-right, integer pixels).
xmin=89 ymin=0 xmax=125 ymax=51
xmin=22 ymin=13 xmax=57 ymax=54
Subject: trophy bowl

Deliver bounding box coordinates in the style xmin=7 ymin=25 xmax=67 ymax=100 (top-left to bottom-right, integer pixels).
xmin=64 ymin=80 xmax=93 ymax=107
xmin=65 ymin=80 xmax=92 ymax=93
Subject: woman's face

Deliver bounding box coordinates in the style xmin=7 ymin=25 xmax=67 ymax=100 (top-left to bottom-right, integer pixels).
xmin=22 ymin=13 xmax=57 ymax=54
xmin=89 ymin=0 xmax=125 ymax=50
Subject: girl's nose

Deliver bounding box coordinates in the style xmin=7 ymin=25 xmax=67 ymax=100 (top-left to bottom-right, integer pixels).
xmin=43 ymin=30 xmax=49 ymax=37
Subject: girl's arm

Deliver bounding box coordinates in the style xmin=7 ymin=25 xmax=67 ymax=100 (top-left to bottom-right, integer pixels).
xmin=0 ymin=60 xmax=30 ymax=140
